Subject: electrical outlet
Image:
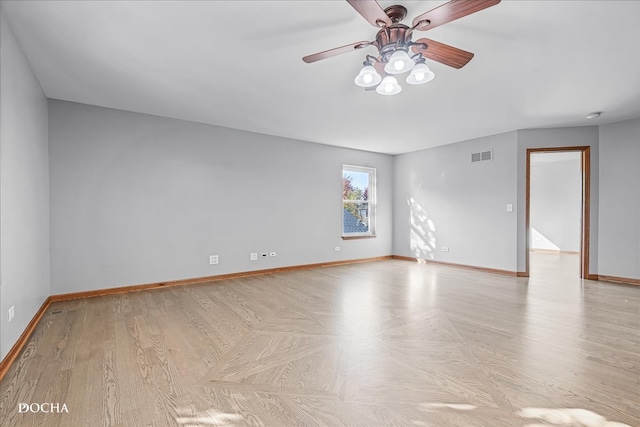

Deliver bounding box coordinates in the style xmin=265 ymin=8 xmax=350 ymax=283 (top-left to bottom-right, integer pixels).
xmin=269 ymin=252 xmax=276 ymax=257
xmin=250 ymin=253 xmax=258 ymax=261
xmin=334 ymin=246 xmax=341 ymax=252
xmin=8 ymin=306 xmax=14 ymax=322
xmin=442 ymin=247 xmax=449 ymax=252
xmin=209 ymin=255 xmax=219 ymax=265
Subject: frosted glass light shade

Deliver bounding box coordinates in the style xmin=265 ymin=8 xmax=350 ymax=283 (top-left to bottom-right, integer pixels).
xmin=384 ymin=50 xmax=414 ymax=74
xmin=376 ymin=76 xmax=402 ymax=95
xmin=406 ymin=63 xmax=435 ymax=85
xmin=354 ymin=65 xmax=382 ymax=87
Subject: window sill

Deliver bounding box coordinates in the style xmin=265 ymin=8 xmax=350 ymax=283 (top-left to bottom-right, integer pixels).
xmin=342 ymin=235 xmax=377 ymax=240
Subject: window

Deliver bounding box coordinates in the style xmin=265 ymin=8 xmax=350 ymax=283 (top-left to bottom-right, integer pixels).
xmin=342 ymin=165 xmax=376 ymax=238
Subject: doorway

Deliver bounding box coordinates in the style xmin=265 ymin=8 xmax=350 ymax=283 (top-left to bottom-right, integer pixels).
xmin=525 ymin=147 xmax=591 ymax=278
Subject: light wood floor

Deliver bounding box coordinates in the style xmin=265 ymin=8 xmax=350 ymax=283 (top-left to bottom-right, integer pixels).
xmin=1 ymin=253 xmax=638 ymax=426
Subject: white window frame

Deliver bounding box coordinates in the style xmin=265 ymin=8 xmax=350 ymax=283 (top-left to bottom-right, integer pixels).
xmin=342 ymin=164 xmax=376 ymax=238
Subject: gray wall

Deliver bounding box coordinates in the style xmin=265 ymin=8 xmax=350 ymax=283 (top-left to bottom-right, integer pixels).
xmin=48 ymin=100 xmax=393 ymax=294
xmin=598 ymin=118 xmax=640 ymax=280
xmin=516 ymin=127 xmax=599 ymax=273
xmin=393 ymin=132 xmax=518 ymax=272
xmin=0 ymin=12 xmax=50 ymax=360
xmin=393 ymin=126 xmax=604 ymax=275
xmin=530 ymin=156 xmax=582 ymax=252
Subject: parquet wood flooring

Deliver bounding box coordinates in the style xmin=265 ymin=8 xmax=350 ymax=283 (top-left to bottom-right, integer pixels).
xmin=1 ymin=253 xmax=638 ymax=426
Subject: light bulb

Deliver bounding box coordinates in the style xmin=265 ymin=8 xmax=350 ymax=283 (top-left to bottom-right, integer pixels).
xmin=354 ymin=64 xmax=382 ymax=88
xmin=376 ymin=76 xmax=401 ymax=95
xmin=406 ymin=63 xmax=434 ymax=85
xmin=384 ymin=50 xmax=414 ymax=74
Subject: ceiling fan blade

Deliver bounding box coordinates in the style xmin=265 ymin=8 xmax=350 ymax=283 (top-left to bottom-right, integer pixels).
xmin=411 ymin=38 xmax=474 ymax=69
xmin=303 ymin=41 xmax=373 ymax=63
xmin=346 ymin=0 xmax=392 ymax=28
xmin=412 ymin=0 xmax=501 ymax=31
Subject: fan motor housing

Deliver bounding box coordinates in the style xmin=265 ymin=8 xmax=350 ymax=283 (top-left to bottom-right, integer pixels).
xmin=384 ymin=5 xmax=408 ymax=23
xmin=376 ymin=24 xmax=411 ymax=62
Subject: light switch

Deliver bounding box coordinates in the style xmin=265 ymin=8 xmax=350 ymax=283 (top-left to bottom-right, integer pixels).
xmin=506 ymin=204 xmax=513 ymax=212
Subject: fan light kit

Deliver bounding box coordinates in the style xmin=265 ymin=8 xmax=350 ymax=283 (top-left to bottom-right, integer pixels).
xmin=303 ymin=0 xmax=501 ymax=96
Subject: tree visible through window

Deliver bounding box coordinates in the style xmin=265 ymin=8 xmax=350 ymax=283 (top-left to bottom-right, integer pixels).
xmin=342 ymin=165 xmax=376 ymax=236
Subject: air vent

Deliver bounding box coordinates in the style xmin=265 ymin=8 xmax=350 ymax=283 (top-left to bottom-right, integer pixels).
xmin=472 ymin=150 xmax=493 ymax=163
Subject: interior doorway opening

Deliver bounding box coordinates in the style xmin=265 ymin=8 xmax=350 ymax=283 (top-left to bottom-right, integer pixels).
xmin=525 ymin=147 xmax=591 ymax=279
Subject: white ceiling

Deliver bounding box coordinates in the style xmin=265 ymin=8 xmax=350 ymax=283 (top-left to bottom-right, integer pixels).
xmin=2 ymin=0 xmax=639 ymax=154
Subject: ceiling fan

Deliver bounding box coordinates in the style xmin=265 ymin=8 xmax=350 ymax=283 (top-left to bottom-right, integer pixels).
xmin=302 ymin=0 xmax=501 ymax=95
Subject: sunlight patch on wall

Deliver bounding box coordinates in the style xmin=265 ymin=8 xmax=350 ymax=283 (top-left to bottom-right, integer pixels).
xmin=408 ymin=198 xmax=436 ymax=260
xmin=531 ymin=227 xmax=560 ymax=251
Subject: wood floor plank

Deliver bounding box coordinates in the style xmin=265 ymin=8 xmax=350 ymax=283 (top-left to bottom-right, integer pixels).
xmin=0 ymin=253 xmax=638 ymax=426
